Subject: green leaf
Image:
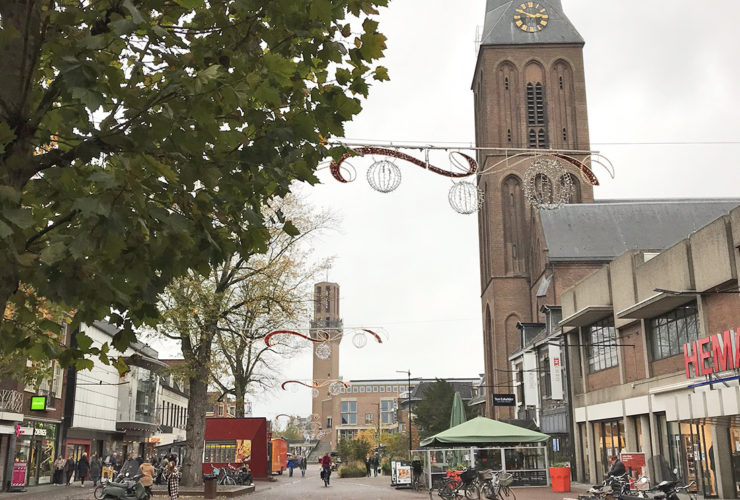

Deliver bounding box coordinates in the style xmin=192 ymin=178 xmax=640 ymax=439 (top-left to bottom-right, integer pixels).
xmin=39 ymin=242 xmax=67 ymax=265
xmin=283 ymin=220 xmax=300 ymax=237
xmin=0 ymin=121 xmax=16 ymax=154
xmin=0 ymin=185 xmax=21 ymax=203
xmin=4 ymin=208 xmax=34 ymax=229
xmin=122 ymin=0 xmax=145 ymax=24
xmin=75 ymin=358 xmax=95 ymax=371
xmin=173 ymin=0 xmax=200 ymax=8
xmin=0 ymin=221 xmax=12 ymax=239
xmin=76 ymin=332 xmax=94 ymax=351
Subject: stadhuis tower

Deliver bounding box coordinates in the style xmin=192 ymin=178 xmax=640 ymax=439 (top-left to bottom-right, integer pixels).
xmin=473 ymin=0 xmax=594 ymax=418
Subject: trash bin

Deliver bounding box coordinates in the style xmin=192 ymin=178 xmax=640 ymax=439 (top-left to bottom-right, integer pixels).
xmin=203 ymin=474 xmax=218 ymax=499
xmin=549 ymin=466 xmax=571 ymax=492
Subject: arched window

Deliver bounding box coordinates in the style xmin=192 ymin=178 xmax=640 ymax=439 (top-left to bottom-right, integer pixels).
xmin=504 ymin=77 xmax=509 ymax=90
xmin=561 ymin=173 xmax=581 ymax=203
xmin=502 ymin=175 xmax=526 ymax=274
xmin=526 ymin=82 xmax=548 ymax=148
xmin=534 ymin=173 xmax=554 ymax=205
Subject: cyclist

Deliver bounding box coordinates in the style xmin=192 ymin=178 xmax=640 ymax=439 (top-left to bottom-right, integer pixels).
xmin=411 ymin=454 xmax=423 ymax=488
xmin=320 ymin=453 xmax=332 ymax=486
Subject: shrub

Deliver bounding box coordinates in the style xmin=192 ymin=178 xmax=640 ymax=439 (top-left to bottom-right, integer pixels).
xmin=339 ymin=461 xmax=367 ymax=478
xmin=381 ymin=460 xmax=391 ymax=476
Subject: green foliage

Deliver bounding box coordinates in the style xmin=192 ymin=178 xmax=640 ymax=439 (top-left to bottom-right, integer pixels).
xmin=338 ymin=461 xmax=366 ymax=478
xmin=381 ymin=459 xmax=391 ymax=475
xmin=337 ymin=436 xmax=372 ymax=463
xmin=274 ymin=415 xmax=304 ymax=442
xmin=414 ymin=380 xmax=473 ymax=438
xmin=0 ymin=0 xmax=388 ymax=376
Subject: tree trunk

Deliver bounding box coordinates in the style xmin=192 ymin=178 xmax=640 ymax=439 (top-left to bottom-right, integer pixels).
xmin=234 ymin=381 xmax=246 ymax=418
xmin=181 ymin=365 xmax=209 ymax=487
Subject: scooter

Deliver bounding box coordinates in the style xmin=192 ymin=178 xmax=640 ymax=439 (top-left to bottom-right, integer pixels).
xmin=101 ymin=473 xmax=150 ymax=500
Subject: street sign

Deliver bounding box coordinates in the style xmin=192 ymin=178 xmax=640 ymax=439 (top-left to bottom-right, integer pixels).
xmin=493 ymin=394 xmax=515 ymax=406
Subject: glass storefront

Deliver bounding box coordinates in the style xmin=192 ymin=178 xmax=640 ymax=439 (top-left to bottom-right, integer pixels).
xmin=593 ymin=419 xmax=624 ymax=477
xmin=665 ymin=420 xmax=718 ymax=497
xmin=731 ymin=425 xmax=740 ymax=496
xmin=14 ymin=420 xmax=59 ymax=486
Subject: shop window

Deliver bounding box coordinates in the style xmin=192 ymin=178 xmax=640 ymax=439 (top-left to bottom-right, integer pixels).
xmin=649 ymin=302 xmax=699 ymax=360
xmin=204 ymin=441 xmax=236 ymax=463
xmin=587 ymin=318 xmax=618 ymax=372
xmin=341 ymin=401 xmax=356 ymax=425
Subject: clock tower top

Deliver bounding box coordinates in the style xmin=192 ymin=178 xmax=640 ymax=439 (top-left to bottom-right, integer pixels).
xmin=480 ymin=0 xmax=584 ymax=46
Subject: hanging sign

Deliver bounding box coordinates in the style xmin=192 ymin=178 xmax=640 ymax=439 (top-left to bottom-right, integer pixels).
xmin=548 ymin=344 xmax=563 ymax=400
xmin=493 ymin=394 xmax=516 ymax=406
xmin=523 ymin=352 xmax=538 ymax=407
xmin=30 ymin=396 xmax=47 ymax=411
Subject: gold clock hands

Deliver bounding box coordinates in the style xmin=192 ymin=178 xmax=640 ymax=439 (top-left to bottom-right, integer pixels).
xmin=515 ymin=8 xmax=537 ymax=17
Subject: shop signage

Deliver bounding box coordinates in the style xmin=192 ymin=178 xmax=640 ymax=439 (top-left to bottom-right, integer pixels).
xmin=683 ymin=328 xmax=740 ymax=379
xmin=548 ymin=344 xmax=563 ymax=400
xmin=11 ymin=461 xmax=27 ymax=487
xmin=30 ymin=396 xmax=47 ymax=411
xmin=621 ymin=452 xmax=645 ymax=472
xmin=17 ymin=426 xmax=46 ymax=437
xmin=523 ymin=352 xmax=538 ymax=406
xmin=493 ymin=394 xmax=516 ymax=406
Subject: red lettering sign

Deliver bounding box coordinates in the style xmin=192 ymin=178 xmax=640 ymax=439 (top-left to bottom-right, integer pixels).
xmin=712 ymin=330 xmax=733 ymax=372
xmin=697 ymin=336 xmax=712 ymax=375
xmin=684 ymin=341 xmax=698 ymax=378
xmin=553 ymin=358 xmax=560 ymax=366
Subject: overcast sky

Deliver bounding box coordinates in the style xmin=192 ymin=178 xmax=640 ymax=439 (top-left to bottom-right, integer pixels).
xmin=156 ymin=1 xmax=740 ymax=423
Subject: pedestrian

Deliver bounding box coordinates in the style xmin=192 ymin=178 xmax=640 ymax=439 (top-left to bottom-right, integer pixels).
xmin=77 ymin=452 xmax=90 ymax=486
xmin=90 ymin=454 xmax=102 ymax=486
xmin=299 ymin=455 xmax=307 ymax=477
xmin=365 ymin=456 xmax=371 ymax=477
xmin=110 ymin=452 xmax=118 ymax=472
xmin=374 ymin=455 xmax=380 ymax=477
xmin=53 ymin=455 xmax=66 ymax=484
xmin=164 ymin=457 xmax=180 ymax=500
xmin=139 ymin=457 xmax=155 ymax=498
xmin=287 ymin=456 xmax=295 ymax=477
xmin=64 ymin=456 xmax=75 ymax=486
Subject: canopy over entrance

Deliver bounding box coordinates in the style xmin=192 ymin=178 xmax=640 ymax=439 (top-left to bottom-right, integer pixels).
xmin=420 ymin=416 xmax=549 ymax=447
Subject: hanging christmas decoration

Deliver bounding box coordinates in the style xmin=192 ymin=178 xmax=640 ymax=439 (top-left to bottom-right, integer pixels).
xmin=329 ymin=382 xmax=343 ymax=396
xmin=311 ymin=388 xmax=320 ymax=398
xmin=352 ymin=331 xmax=368 ymax=349
xmin=315 ymin=343 xmax=331 ymax=360
xmin=523 ymin=156 xmax=572 ymax=209
xmin=366 ymin=159 xmax=402 ymax=193
xmin=448 ymin=181 xmax=484 ymax=214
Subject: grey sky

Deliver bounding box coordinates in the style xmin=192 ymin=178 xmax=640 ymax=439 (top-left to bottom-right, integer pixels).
xmin=165 ymin=1 xmax=740 ymax=421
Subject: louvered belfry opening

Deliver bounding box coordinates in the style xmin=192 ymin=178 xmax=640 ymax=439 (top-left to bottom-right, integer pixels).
xmin=526 ymin=82 xmax=548 ymax=148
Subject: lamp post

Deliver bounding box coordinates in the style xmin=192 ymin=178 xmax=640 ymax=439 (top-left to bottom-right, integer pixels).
xmin=396 ymin=369 xmax=412 ymax=458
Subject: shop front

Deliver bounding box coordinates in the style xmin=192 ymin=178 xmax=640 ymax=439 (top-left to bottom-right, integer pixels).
xmin=14 ymin=420 xmax=60 ymax=486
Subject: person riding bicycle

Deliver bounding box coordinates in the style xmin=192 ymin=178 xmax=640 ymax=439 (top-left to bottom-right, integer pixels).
xmin=320 ymin=453 xmax=332 ymax=485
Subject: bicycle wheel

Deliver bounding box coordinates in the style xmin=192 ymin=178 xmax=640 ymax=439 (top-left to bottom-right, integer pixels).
xmin=499 ymin=485 xmax=516 ymax=500
xmin=224 ymin=475 xmax=236 ymax=486
xmin=93 ymin=484 xmax=106 ymax=500
xmin=480 ymin=481 xmax=496 ymax=500
xmin=465 ymin=482 xmax=481 ymax=500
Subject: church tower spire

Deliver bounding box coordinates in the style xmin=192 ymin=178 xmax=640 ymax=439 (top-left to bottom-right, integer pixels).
xmin=473 ymin=1 xmax=592 ymax=419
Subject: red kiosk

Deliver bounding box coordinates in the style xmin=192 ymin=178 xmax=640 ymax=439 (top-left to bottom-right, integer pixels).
xmin=202 ymin=417 xmax=269 ymax=478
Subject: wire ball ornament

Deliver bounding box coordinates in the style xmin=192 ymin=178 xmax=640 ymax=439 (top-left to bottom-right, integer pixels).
xmin=329 ymin=382 xmax=343 ymax=396
xmin=315 ymin=342 xmax=331 ymax=360
xmin=366 ymin=159 xmax=402 ymax=193
xmin=448 ymin=181 xmax=484 ymax=215
xmin=523 ymin=157 xmax=573 ymax=210
xmin=352 ymin=331 xmax=368 ymax=349
xmin=311 ymin=388 xmax=320 ymax=398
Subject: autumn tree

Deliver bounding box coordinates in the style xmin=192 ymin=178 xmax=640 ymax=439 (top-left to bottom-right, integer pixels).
xmin=0 ymin=0 xmax=388 ymax=379
xmin=273 ymin=416 xmax=304 ymax=442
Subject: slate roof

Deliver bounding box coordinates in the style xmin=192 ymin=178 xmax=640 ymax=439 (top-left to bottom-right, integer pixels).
xmin=480 ymin=0 xmax=584 ymax=47
xmin=540 ymin=199 xmax=740 ymax=262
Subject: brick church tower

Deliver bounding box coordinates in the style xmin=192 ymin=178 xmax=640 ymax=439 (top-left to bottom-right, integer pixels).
xmin=473 ymin=0 xmax=594 ymax=418
xmin=310 ymin=282 xmax=343 ymax=420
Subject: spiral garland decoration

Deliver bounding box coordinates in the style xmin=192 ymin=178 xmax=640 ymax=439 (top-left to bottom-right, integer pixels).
xmin=329 ymin=147 xmax=477 ymax=183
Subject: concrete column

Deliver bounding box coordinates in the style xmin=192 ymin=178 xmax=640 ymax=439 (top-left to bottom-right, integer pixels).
xmin=624 ymin=415 xmax=636 ymax=453
xmin=640 ymin=415 xmax=654 ymax=478
xmin=647 ymin=412 xmax=663 ymax=482
xmin=711 ymin=423 xmax=735 ymax=499
xmin=574 ymin=420 xmax=585 ymax=482
xmin=586 ymin=420 xmax=597 ymax=483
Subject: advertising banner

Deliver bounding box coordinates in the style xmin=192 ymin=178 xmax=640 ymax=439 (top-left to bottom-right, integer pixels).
xmin=493 ymin=394 xmax=516 ymax=406
xmin=548 ymin=343 xmax=563 ymax=400
xmin=11 ymin=461 xmax=27 ymax=487
xmin=523 ymin=352 xmax=538 ymax=407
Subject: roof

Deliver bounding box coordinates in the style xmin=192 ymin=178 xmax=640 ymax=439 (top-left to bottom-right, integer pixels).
xmin=420 ymin=416 xmax=549 ymax=447
xmin=480 ymin=0 xmax=583 ymax=47
xmin=540 ymin=199 xmax=740 ymax=262
xmin=410 ymin=380 xmax=477 ymax=401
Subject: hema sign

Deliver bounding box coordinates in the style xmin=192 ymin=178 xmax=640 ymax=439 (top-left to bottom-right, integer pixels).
xmin=683 ymin=328 xmax=740 ymax=379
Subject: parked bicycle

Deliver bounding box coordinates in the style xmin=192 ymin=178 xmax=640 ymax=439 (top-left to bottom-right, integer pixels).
xmin=431 ymin=468 xmax=480 ymax=500
xmin=480 ymin=470 xmax=515 ymax=500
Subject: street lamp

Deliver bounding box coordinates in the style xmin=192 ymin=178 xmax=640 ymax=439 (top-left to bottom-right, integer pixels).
xmin=396 ymin=369 xmax=412 ymax=458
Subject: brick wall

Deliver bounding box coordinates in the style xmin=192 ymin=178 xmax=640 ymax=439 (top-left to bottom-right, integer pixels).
xmin=586 ymin=365 xmax=619 ymax=392
xmin=620 ymin=322 xmax=646 ymax=383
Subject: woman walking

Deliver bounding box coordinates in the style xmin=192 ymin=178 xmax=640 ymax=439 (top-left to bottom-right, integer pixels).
xmin=53 ymin=455 xmax=66 ymax=484
xmin=64 ymin=456 xmax=75 ymax=486
xmin=77 ymin=453 xmax=90 ymax=487
xmin=164 ymin=457 xmax=180 ymax=500
xmin=90 ymin=454 xmax=102 ymax=486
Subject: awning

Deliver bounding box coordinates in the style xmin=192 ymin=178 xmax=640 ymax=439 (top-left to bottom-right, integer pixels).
xmin=559 ymin=305 xmax=613 ymax=328
xmin=420 ymin=416 xmax=549 ymax=447
xmin=616 ymin=292 xmax=694 ymax=320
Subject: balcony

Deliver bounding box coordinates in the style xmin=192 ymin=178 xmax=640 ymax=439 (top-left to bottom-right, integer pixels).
xmin=0 ymin=389 xmax=24 ymax=421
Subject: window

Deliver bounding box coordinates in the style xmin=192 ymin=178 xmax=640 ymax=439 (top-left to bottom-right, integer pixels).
xmin=650 ymin=303 xmax=699 ymax=360
xmin=341 ymin=401 xmax=357 ymax=425
xmin=379 ymin=386 xmax=384 ymax=393
xmin=218 ymin=405 xmax=223 ymax=416
xmin=587 ymin=318 xmax=618 ymax=372
xmin=386 ymin=386 xmax=392 ymax=392
xmin=507 ymin=129 xmax=512 ymax=143
xmin=228 ymin=406 xmax=235 ymax=416
xmin=372 ymin=386 xmax=378 ymax=392
xmin=504 ymin=77 xmax=509 ymax=90
xmin=562 ymin=128 xmax=567 ymax=141
xmin=515 ymin=366 xmax=523 ymax=403
xmin=360 ymin=387 xmax=365 ymax=393
xmin=340 ymin=387 xmax=345 ymax=393
xmin=381 ymin=400 xmax=395 ymax=425
xmin=559 ymin=75 xmax=563 ymax=89
xmin=327 ymin=417 xmax=332 ymax=429
xmin=539 ymin=351 xmax=551 ymax=398
xmin=204 ymin=441 xmax=236 ymax=463
xmin=352 ymin=387 xmax=358 ymax=393
xmin=393 ymin=386 xmax=398 ymax=392
xmin=365 ymin=413 xmax=373 ymax=424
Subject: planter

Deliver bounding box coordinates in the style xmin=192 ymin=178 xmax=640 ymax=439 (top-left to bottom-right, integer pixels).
xmin=549 ymin=466 xmax=571 ymax=492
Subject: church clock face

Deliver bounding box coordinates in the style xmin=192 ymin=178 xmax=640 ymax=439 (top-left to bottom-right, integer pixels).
xmin=514 ymin=2 xmax=549 ymax=32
